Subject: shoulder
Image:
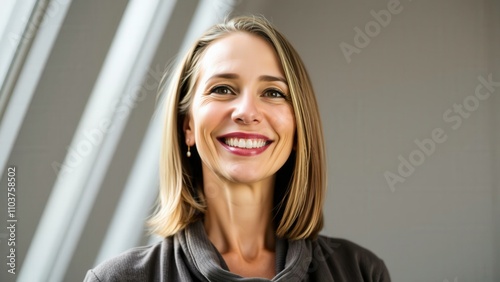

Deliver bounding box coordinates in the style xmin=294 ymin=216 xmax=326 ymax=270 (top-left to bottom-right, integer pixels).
xmin=310 ymin=235 xmax=391 ymax=282
xmin=314 ymin=235 xmax=384 ymax=265
xmin=84 ymin=238 xmax=171 ymax=282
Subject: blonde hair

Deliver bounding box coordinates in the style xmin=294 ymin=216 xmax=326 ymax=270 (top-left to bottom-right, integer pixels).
xmin=149 ymin=15 xmax=326 ymax=239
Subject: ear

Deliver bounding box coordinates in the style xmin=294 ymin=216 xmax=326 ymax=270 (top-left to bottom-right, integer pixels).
xmin=183 ymin=113 xmax=195 ymax=146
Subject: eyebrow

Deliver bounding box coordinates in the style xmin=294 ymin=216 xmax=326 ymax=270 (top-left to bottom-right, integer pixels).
xmin=259 ymin=75 xmax=288 ymax=84
xmin=206 ymin=73 xmax=288 ymax=85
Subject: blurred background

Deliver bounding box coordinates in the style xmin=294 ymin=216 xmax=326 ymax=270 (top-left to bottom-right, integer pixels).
xmin=0 ymin=0 xmax=498 ymax=281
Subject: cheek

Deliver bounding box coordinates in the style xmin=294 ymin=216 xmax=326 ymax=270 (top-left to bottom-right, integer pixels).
xmin=191 ymin=103 xmax=229 ymax=151
xmin=194 ymin=96 xmax=229 ymax=121
xmin=272 ymin=107 xmax=296 ymax=137
xmin=192 ymin=99 xmax=220 ymax=131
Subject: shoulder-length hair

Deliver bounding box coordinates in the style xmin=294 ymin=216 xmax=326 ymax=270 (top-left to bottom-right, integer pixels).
xmin=149 ymin=15 xmax=326 ymax=240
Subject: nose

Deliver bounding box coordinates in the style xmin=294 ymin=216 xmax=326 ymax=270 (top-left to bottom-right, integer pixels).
xmin=231 ymin=92 xmax=262 ymax=125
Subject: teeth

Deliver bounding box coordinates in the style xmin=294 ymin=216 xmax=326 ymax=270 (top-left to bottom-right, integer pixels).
xmin=224 ymin=138 xmax=267 ymax=149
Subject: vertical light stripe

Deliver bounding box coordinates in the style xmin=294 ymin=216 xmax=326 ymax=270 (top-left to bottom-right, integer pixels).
xmin=48 ymin=0 xmax=178 ymax=280
xmin=18 ymin=0 xmax=174 ymax=281
xmin=0 ymin=0 xmax=35 ymax=118
xmin=0 ymin=0 xmax=69 ymax=180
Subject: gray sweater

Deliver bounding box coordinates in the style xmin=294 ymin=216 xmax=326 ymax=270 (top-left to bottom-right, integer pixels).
xmin=84 ymin=221 xmax=390 ymax=281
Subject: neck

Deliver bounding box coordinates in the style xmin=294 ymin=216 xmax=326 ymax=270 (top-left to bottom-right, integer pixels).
xmin=202 ymin=171 xmax=276 ymax=260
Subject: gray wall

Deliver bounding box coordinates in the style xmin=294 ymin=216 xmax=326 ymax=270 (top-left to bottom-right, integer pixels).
xmin=1 ymin=0 xmax=497 ymax=281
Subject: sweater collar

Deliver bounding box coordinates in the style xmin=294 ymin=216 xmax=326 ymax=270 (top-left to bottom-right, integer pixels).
xmin=177 ymin=220 xmax=312 ymax=281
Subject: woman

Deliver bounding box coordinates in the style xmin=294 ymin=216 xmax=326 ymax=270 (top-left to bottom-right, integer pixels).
xmin=85 ymin=16 xmax=391 ymax=281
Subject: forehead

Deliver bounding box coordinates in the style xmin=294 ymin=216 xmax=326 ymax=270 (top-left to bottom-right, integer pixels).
xmin=198 ymin=32 xmax=285 ymax=79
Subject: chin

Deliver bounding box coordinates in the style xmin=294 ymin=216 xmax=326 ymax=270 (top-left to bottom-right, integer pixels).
xmin=225 ymin=171 xmax=272 ymax=185
xmin=227 ymin=175 xmax=264 ymax=185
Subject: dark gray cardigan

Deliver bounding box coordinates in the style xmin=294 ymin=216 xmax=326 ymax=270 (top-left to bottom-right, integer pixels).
xmin=84 ymin=221 xmax=390 ymax=281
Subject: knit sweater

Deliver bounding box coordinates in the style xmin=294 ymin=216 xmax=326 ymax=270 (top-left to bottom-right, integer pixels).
xmin=84 ymin=221 xmax=390 ymax=281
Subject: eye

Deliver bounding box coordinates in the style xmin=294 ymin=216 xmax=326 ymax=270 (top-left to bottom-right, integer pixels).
xmin=263 ymin=88 xmax=286 ymax=99
xmin=210 ymin=85 xmax=234 ymax=95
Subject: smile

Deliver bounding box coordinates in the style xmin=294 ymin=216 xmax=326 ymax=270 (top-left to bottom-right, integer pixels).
xmin=224 ymin=138 xmax=268 ymax=149
xmin=217 ymin=133 xmax=273 ymax=156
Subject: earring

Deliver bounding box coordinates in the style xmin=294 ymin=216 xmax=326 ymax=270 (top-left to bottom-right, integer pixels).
xmin=186 ymin=139 xmax=191 ymax=157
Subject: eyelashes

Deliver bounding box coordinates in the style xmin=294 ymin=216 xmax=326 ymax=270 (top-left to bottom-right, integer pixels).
xmin=263 ymin=88 xmax=286 ymax=98
xmin=210 ymin=85 xmax=234 ymax=95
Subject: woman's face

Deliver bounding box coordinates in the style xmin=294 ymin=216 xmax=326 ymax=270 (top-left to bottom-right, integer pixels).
xmin=184 ymin=32 xmax=295 ymax=185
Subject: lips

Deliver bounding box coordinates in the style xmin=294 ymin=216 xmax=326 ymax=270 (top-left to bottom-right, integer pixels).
xmin=217 ymin=133 xmax=273 ymax=156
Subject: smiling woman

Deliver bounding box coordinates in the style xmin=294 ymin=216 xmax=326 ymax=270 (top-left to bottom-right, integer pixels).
xmin=84 ymin=15 xmax=391 ymax=281
xmin=187 ymin=32 xmax=295 ymax=187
